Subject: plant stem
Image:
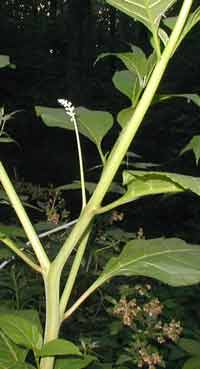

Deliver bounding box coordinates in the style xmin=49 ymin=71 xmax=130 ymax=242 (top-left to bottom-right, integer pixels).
xmin=60 ymin=228 xmax=91 ymax=318
xmin=73 ymin=114 xmax=87 ymax=209
xmin=40 ymin=265 xmax=61 ymax=369
xmin=64 ymin=276 xmax=106 ymax=320
xmin=0 ymin=162 xmax=50 ymax=274
xmin=1 ymin=236 xmax=41 ymax=272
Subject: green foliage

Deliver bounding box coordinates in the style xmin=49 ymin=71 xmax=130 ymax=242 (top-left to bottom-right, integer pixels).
xmin=178 ymin=338 xmax=200 ymax=369
xmin=180 ymin=135 xmax=200 ymax=166
xmin=0 ymin=55 xmax=10 ymax=69
xmin=0 ymin=1 xmax=200 ymax=369
xmin=35 ymin=106 xmax=113 ymax=163
xmin=39 ymin=339 xmax=81 ymax=357
xmin=97 ymin=238 xmax=200 ymax=287
xmin=106 ymin=0 xmax=177 ymax=34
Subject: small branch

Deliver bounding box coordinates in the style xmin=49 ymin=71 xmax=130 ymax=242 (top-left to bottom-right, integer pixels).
xmin=0 ymin=161 xmax=50 ymax=273
xmin=60 ymin=227 xmax=91 ymax=317
xmin=1 ymin=236 xmax=41 ymax=273
xmin=63 ymin=276 xmax=105 ymax=321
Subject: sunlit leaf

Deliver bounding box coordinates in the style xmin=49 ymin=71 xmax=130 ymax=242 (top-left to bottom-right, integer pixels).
xmin=180 ymin=136 xmax=200 ymax=166
xmin=106 ymin=0 xmax=177 ymax=33
xmin=96 ymin=238 xmax=200 ymax=287
xmin=39 ymin=339 xmax=81 ymax=357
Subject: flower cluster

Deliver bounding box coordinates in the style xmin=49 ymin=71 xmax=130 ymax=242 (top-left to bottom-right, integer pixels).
xmin=138 ymin=347 xmax=164 ymax=369
xmin=57 ymin=98 xmax=76 ymax=122
xmin=143 ymin=298 xmax=164 ymax=318
xmin=113 ymin=297 xmax=141 ymax=326
xmin=112 ymin=284 xmax=183 ymax=369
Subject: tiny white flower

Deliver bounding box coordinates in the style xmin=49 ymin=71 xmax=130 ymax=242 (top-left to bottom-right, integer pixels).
xmin=58 ymin=98 xmax=76 ymax=122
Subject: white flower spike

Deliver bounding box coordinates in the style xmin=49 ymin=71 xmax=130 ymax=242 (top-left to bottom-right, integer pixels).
xmin=58 ymin=98 xmax=75 ymax=122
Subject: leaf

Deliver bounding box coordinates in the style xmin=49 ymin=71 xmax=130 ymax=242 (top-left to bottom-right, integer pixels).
xmin=56 ymin=181 xmax=124 ymax=195
xmin=153 ymin=93 xmax=200 ymax=107
xmin=158 ymin=28 xmax=169 ymax=46
xmin=106 ymin=0 xmax=177 ymax=33
xmin=179 ymin=338 xmax=200 ymax=356
xmin=0 ymin=137 xmax=15 ymax=144
xmin=0 ymin=224 xmax=26 ymax=239
xmin=39 ymin=339 xmax=81 ymax=357
xmin=0 ymin=362 xmax=35 ymax=369
xmin=97 ymin=238 xmax=200 ymax=287
xmin=180 ymin=136 xmax=200 ymax=166
xmin=118 ymin=170 xmax=200 ymax=206
xmin=0 ymin=310 xmax=43 ymax=350
xmin=164 ymin=7 xmax=200 ymax=50
xmin=117 ymin=106 xmax=135 ymax=128
xmin=35 ymin=106 xmax=113 ymax=159
xmin=182 ymin=356 xmax=200 ymax=369
xmin=112 ymin=70 xmax=141 ymax=104
xmin=0 ymin=247 xmax=13 ymax=260
xmin=0 ymin=55 xmax=10 ymax=68
xmin=97 ymin=47 xmax=147 ymax=87
xmin=0 ymin=329 xmax=28 ymax=362
xmin=55 ymin=355 xmax=96 ymax=369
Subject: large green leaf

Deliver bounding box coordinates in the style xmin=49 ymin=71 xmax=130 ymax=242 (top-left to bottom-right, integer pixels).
xmin=39 ymin=339 xmax=81 ymax=357
xmin=96 ymin=238 xmax=200 ymax=287
xmin=180 ymin=136 xmax=200 ymax=166
xmin=55 ymin=355 xmax=96 ymax=369
xmin=117 ymin=170 xmax=200 ymax=206
xmin=35 ymin=106 xmax=113 ymax=160
xmin=106 ymin=0 xmax=177 ymax=33
xmin=0 ymin=310 xmax=43 ymax=350
xmin=0 ymin=55 xmax=10 ymax=68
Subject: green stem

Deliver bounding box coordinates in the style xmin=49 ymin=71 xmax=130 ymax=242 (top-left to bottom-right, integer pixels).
xmin=1 ymin=236 xmax=41 ymax=273
xmin=63 ymin=276 xmax=106 ymax=320
xmin=53 ymin=0 xmax=193 ymax=280
xmin=72 ymin=114 xmax=87 ymax=209
xmin=60 ymin=228 xmax=91 ymax=318
xmin=0 ymin=161 xmax=50 ymax=274
xmin=40 ymin=265 xmax=61 ymax=369
xmin=152 ymin=29 xmax=161 ymax=59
